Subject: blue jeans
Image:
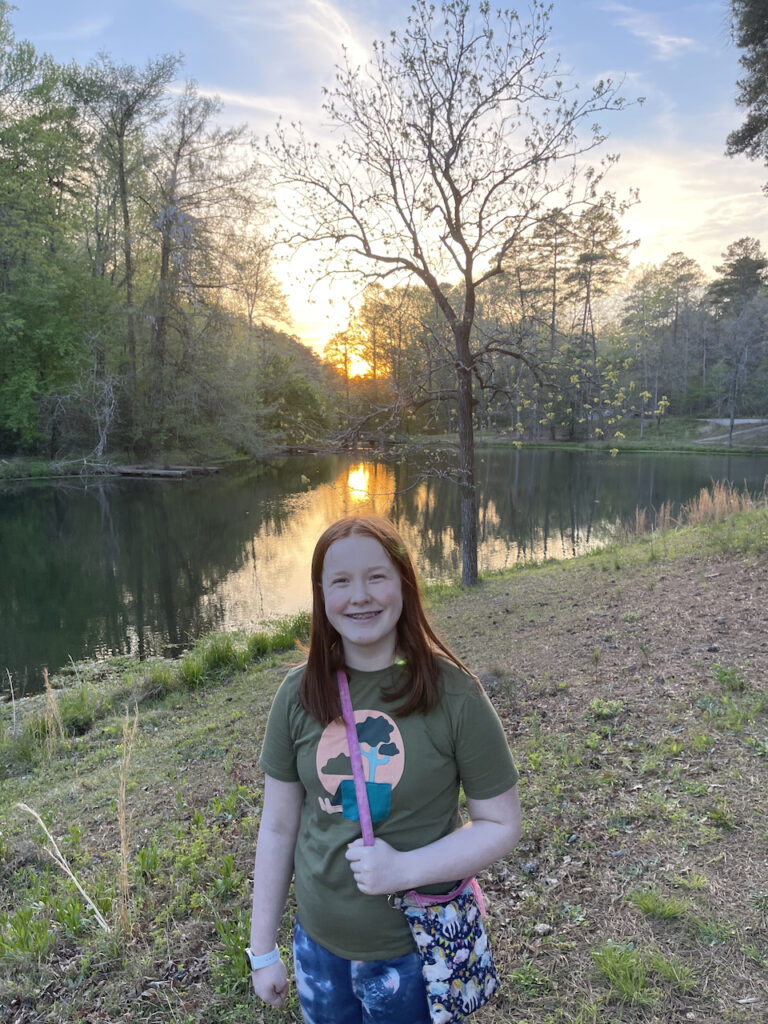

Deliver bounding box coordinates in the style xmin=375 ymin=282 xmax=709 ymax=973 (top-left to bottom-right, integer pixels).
xmin=293 ymin=919 xmax=431 ymax=1024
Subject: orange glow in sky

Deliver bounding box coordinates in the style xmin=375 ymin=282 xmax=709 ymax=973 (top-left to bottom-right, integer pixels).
xmin=348 ymin=356 xmax=373 ymax=379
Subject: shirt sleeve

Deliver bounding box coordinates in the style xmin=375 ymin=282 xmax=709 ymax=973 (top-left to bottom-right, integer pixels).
xmin=259 ymin=671 xmax=302 ymax=782
xmin=452 ymin=684 xmax=519 ymax=800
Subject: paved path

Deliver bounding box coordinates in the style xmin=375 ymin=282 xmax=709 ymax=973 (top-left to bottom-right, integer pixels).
xmin=693 ymin=419 xmax=768 ymax=445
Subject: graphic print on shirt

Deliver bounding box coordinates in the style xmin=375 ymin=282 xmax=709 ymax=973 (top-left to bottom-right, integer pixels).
xmin=316 ymin=711 xmax=405 ymax=822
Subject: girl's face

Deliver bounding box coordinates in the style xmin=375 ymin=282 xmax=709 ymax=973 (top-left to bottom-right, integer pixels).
xmin=321 ymin=533 xmax=403 ymax=671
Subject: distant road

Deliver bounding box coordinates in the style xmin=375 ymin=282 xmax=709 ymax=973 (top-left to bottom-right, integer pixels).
xmin=693 ymin=419 xmax=768 ymax=445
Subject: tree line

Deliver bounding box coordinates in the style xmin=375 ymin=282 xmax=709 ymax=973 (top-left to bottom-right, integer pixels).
xmin=324 ymin=233 xmax=768 ymax=447
xmin=0 ymin=2 xmax=335 ymax=459
xmin=2 ymin=0 xmax=765 ymax=469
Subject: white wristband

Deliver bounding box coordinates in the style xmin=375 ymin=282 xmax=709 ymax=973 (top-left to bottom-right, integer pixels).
xmin=245 ymin=945 xmax=280 ymax=970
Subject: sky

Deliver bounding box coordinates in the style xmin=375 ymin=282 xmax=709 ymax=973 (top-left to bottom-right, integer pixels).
xmin=11 ymin=0 xmax=768 ymax=350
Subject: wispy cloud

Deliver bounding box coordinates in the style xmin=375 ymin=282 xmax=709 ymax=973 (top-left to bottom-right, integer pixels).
xmin=190 ymin=86 xmax=307 ymax=121
xmin=602 ymin=3 xmax=699 ymax=61
xmin=172 ymin=0 xmax=371 ymax=74
xmin=605 ymin=139 xmax=766 ymax=272
xmin=33 ymin=16 xmax=112 ymax=44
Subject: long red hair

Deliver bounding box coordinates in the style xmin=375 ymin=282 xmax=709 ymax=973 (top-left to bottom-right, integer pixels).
xmin=299 ymin=515 xmax=471 ymax=724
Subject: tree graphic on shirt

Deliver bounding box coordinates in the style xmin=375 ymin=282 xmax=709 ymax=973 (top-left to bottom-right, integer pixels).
xmin=320 ymin=715 xmax=400 ymax=783
xmin=356 ymin=716 xmax=400 ymax=782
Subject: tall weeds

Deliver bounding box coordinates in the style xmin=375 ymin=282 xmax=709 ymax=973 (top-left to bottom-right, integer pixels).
xmin=14 ymin=803 xmax=110 ymax=932
xmin=5 ymin=669 xmax=17 ymax=737
xmin=43 ymin=669 xmax=65 ymax=756
xmin=117 ymin=705 xmax=139 ymax=934
xmin=631 ymin=480 xmax=765 ymax=536
xmin=683 ymin=480 xmax=758 ymax=524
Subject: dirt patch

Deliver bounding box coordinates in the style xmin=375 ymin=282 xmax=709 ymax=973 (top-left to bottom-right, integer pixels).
xmin=428 ymin=550 xmax=768 ymax=1023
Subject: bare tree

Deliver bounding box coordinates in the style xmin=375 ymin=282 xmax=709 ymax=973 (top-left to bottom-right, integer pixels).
xmin=270 ymin=0 xmax=631 ymax=583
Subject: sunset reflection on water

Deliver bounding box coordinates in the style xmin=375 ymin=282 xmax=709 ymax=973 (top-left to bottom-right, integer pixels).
xmin=208 ymin=460 xmax=406 ymax=632
xmin=209 ymin=456 xmax=610 ymax=636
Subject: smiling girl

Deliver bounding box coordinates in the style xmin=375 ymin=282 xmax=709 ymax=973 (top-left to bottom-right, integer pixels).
xmin=248 ymin=514 xmax=521 ymax=1023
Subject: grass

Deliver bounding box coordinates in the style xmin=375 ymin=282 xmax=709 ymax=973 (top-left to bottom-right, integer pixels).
xmin=1 ymin=507 xmax=767 ymax=1023
xmin=0 ymin=611 xmax=310 ymax=778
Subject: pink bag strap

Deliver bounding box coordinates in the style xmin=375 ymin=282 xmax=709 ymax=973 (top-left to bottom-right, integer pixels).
xmin=337 ymin=670 xmax=375 ymax=847
xmin=401 ymin=877 xmax=487 ymax=917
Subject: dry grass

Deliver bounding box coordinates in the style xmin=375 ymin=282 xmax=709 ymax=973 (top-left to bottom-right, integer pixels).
xmin=42 ymin=669 xmax=64 ymax=757
xmin=632 ymin=479 xmax=766 ymax=536
xmin=117 ymin=705 xmax=139 ymax=935
xmin=13 ymin=803 xmax=110 ymax=933
xmin=5 ymin=668 xmax=17 ymax=737
xmin=655 ymin=499 xmax=674 ymax=532
xmin=683 ymin=480 xmax=761 ymax=524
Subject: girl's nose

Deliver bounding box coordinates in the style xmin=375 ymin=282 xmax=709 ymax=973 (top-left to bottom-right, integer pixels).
xmin=349 ymin=577 xmax=370 ymax=603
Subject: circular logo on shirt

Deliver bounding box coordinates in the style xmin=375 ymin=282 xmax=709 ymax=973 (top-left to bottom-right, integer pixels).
xmin=316 ymin=711 xmax=405 ymax=821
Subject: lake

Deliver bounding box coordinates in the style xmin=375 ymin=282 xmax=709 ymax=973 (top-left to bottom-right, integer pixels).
xmin=1 ymin=447 xmax=766 ymax=695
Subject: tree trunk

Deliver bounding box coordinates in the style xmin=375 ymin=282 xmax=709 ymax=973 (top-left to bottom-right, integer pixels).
xmin=116 ymin=133 xmax=136 ymax=389
xmin=454 ymin=324 xmax=478 ymax=586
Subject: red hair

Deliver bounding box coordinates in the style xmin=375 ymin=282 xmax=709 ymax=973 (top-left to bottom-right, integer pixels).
xmin=299 ymin=515 xmax=471 ymax=724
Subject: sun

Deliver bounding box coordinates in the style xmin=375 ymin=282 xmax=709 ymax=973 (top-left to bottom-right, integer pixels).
xmin=348 ymin=355 xmax=373 ymax=378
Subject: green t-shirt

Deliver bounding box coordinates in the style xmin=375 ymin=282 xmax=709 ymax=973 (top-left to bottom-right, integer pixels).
xmin=259 ymin=659 xmax=519 ymax=960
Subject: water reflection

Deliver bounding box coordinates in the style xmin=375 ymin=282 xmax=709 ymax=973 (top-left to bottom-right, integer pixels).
xmin=1 ymin=448 xmax=766 ymax=694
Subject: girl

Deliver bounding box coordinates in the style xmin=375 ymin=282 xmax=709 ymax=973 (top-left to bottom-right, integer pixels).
xmin=248 ymin=515 xmax=521 ymax=1023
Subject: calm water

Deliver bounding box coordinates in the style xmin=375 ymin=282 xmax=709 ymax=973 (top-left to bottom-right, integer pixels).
xmin=1 ymin=448 xmax=766 ymax=694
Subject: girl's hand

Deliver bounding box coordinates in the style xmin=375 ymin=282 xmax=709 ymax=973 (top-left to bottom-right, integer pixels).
xmin=250 ymin=957 xmax=290 ymax=1006
xmin=345 ymin=838 xmax=405 ymax=895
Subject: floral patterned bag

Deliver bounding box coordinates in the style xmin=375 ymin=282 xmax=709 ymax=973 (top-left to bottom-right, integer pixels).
xmin=389 ymin=879 xmax=498 ymax=1022
xmin=337 ymin=671 xmax=499 ymax=1023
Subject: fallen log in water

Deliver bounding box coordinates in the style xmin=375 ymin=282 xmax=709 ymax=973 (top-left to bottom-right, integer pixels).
xmin=113 ymin=465 xmax=220 ymax=478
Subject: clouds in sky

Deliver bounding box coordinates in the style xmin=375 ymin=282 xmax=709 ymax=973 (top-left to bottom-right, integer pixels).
xmin=173 ymin=0 xmax=370 ymax=77
xmin=606 ymin=138 xmax=765 ymax=272
xmin=29 ymin=15 xmax=112 ymax=45
xmin=602 ymin=2 xmax=700 ymax=61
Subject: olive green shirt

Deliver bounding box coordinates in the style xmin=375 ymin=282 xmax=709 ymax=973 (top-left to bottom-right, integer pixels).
xmin=259 ymin=659 xmax=518 ymax=960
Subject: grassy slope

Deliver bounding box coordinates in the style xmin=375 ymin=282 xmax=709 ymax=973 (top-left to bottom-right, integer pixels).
xmin=0 ymin=510 xmax=767 ymax=1024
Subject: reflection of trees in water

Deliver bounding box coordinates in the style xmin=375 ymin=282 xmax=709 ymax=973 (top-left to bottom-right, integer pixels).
xmin=1 ymin=457 xmax=341 ymax=693
xmin=3 ymin=449 xmax=767 ymax=694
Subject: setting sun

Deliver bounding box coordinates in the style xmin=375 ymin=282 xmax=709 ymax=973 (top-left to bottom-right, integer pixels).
xmin=348 ymin=356 xmax=373 ymax=378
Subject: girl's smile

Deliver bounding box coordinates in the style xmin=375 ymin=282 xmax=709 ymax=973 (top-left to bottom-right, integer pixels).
xmin=321 ymin=534 xmax=403 ymax=670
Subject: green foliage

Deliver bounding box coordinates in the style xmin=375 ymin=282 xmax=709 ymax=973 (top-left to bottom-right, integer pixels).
xmin=134 ymin=841 xmax=161 ymax=881
xmin=590 ymin=942 xmax=659 ymax=1006
xmin=57 ymin=681 xmax=99 ymax=735
xmin=209 ymin=854 xmax=245 ymax=901
xmin=706 ymin=802 xmax=737 ymax=830
xmin=626 ymin=886 xmax=690 ymax=919
xmin=711 ymin=662 xmax=747 ymax=692
xmin=210 ymin=909 xmax=250 ymax=994
xmin=508 ymin=961 xmax=553 ymax=994
xmin=52 ymin=893 xmax=88 ymax=937
xmin=644 ymin=948 xmax=696 ymax=992
xmin=588 ymin=698 xmax=625 ymax=719
xmin=726 ymin=0 xmax=768 ymax=170
xmin=0 ymin=906 xmax=55 ymax=959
